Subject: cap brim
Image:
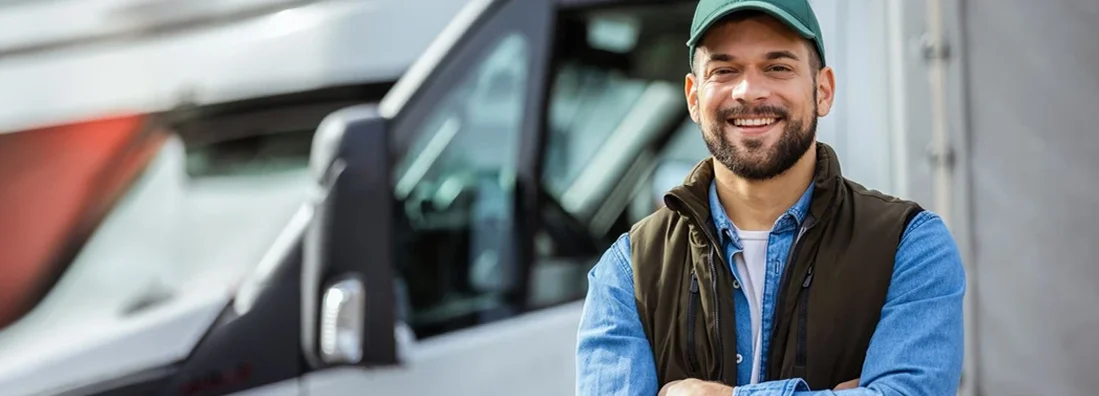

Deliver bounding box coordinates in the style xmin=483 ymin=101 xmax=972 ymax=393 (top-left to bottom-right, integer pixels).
xmin=687 ymin=1 xmax=816 ymax=47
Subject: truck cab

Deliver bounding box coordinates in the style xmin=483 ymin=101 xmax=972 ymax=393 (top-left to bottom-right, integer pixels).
xmin=0 ymin=0 xmax=709 ymax=394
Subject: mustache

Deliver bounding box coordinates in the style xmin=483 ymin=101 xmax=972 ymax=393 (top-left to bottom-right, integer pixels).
xmin=718 ymin=104 xmax=790 ymax=120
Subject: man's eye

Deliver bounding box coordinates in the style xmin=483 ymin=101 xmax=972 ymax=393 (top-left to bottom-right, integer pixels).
xmin=768 ymin=65 xmax=793 ymax=72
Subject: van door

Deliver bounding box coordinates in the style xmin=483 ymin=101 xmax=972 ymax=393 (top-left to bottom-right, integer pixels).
xmin=304 ymin=0 xmax=560 ymax=394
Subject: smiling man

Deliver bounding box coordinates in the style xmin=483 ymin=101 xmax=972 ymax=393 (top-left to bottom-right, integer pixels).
xmin=574 ymin=0 xmax=966 ymax=395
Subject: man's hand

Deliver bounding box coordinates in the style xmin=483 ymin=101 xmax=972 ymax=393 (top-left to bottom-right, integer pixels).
xmin=658 ymin=379 xmax=733 ymax=396
xmin=834 ymin=378 xmax=860 ymax=390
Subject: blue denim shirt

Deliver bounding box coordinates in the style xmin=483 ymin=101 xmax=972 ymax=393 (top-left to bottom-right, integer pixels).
xmin=575 ymin=181 xmax=965 ymax=395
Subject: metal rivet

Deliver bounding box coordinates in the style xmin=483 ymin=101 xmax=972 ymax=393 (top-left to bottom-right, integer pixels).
xmin=736 ymin=354 xmax=744 ymax=364
xmin=733 ymin=280 xmax=741 ymax=289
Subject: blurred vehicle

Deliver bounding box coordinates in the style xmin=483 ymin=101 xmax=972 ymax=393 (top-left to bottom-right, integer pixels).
xmin=0 ymin=0 xmax=713 ymax=394
xmin=0 ymin=0 xmax=469 ymax=134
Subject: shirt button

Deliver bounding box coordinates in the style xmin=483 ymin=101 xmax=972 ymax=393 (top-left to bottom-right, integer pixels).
xmin=736 ymin=354 xmax=744 ymax=364
xmin=732 ymin=279 xmax=741 ymax=289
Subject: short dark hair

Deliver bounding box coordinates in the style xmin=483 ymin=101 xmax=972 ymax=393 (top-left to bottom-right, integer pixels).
xmin=806 ymin=41 xmax=823 ymax=72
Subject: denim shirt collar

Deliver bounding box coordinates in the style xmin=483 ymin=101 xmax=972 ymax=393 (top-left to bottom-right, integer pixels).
xmin=708 ymin=180 xmax=814 ymax=249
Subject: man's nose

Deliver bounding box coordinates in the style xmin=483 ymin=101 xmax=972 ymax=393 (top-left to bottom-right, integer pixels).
xmin=731 ymin=71 xmax=771 ymax=104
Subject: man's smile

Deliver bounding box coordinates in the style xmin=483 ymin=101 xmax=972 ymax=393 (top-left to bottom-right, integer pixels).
xmin=727 ymin=116 xmax=783 ymax=135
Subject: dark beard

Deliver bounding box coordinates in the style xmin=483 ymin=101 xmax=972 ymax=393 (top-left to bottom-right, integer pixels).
xmin=702 ymin=104 xmax=817 ymax=181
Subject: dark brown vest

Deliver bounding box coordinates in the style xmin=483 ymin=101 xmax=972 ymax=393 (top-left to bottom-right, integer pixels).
xmin=629 ymin=143 xmax=922 ymax=390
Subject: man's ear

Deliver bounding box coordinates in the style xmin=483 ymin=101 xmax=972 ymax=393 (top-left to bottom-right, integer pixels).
xmin=816 ymin=66 xmax=836 ymax=117
xmin=685 ymin=73 xmax=700 ymax=123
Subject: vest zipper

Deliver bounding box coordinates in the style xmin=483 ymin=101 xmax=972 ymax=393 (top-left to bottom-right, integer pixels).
xmin=769 ymin=218 xmax=816 ymax=378
xmin=687 ymin=270 xmax=701 ymax=375
xmin=707 ymin=247 xmax=725 ymax=381
xmin=795 ymin=265 xmax=814 ymax=370
xmin=664 ymin=192 xmax=733 ymax=382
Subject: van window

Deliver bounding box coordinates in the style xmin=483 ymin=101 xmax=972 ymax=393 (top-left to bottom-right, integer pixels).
xmin=530 ymin=2 xmax=695 ymax=308
xmin=392 ymin=32 xmax=530 ymax=339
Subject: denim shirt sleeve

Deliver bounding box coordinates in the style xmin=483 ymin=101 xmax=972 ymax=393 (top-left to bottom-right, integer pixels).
xmin=576 ymin=234 xmax=659 ymax=396
xmin=734 ymin=211 xmax=967 ymax=396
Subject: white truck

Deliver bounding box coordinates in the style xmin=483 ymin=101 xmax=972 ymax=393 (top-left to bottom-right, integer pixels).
xmin=0 ymin=0 xmax=713 ymax=394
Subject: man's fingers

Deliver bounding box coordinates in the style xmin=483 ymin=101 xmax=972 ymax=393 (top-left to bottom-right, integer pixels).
xmin=833 ymin=378 xmax=860 ymax=390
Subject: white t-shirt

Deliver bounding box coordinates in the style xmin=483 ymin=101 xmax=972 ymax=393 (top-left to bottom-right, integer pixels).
xmin=732 ymin=226 xmax=770 ymax=384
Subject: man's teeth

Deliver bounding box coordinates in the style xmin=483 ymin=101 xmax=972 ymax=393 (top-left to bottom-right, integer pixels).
xmin=733 ymin=118 xmax=777 ymax=127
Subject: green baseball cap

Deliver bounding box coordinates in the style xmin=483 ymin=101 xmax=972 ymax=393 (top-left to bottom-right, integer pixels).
xmin=687 ymin=0 xmax=826 ymax=70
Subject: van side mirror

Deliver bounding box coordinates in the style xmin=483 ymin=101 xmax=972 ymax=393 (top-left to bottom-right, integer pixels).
xmin=302 ymin=105 xmax=397 ymax=369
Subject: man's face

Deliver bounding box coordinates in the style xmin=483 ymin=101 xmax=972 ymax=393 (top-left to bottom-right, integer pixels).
xmin=685 ymin=14 xmax=834 ymax=181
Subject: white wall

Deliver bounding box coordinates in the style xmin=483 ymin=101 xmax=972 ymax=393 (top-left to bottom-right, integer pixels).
xmin=809 ymin=0 xmax=903 ymax=198
xmin=962 ymin=1 xmax=1099 ymax=395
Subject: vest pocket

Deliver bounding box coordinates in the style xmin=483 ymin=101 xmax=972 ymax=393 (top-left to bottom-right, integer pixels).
xmin=687 ymin=270 xmax=700 ymax=375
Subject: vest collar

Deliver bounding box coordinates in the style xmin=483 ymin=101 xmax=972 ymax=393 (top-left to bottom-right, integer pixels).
xmin=707 ymin=180 xmax=814 ymax=249
xmin=664 ymin=142 xmax=845 ymax=240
